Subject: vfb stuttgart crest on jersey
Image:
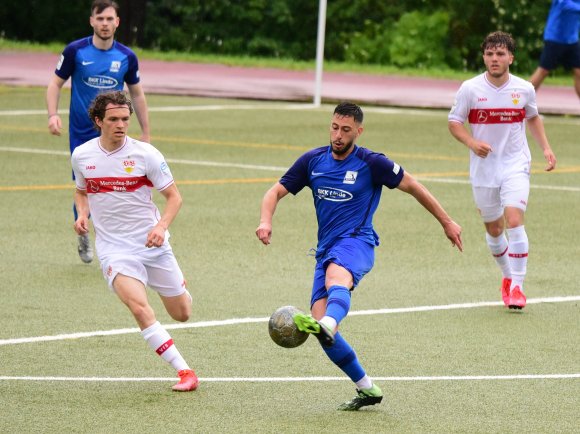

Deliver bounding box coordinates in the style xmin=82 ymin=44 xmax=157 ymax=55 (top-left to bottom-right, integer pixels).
xmin=123 ymin=159 xmax=135 ymax=173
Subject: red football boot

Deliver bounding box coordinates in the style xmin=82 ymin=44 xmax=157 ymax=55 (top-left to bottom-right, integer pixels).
xmin=172 ymin=369 xmax=199 ymax=392
xmin=501 ymin=278 xmax=512 ymax=307
xmin=508 ymin=286 xmax=526 ymax=310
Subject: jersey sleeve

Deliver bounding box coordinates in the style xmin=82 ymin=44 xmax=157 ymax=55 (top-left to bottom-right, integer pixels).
xmin=279 ymin=151 xmax=312 ymax=195
xmin=524 ymin=83 xmax=539 ymax=119
xmin=145 ymin=145 xmax=174 ymax=191
xmin=119 ymin=44 xmax=141 ymax=85
xmin=562 ymin=0 xmax=580 ymax=13
xmin=55 ymin=43 xmax=77 ymax=81
xmin=448 ymin=81 xmax=471 ymax=124
xmin=364 ymin=151 xmax=405 ymax=189
xmin=71 ymin=150 xmax=86 ymax=190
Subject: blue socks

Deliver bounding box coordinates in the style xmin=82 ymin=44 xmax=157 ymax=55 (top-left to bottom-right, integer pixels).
xmin=325 ymin=285 xmax=351 ymax=324
xmin=320 ymin=285 xmax=364 ymax=382
xmin=322 ymin=332 xmax=365 ymax=382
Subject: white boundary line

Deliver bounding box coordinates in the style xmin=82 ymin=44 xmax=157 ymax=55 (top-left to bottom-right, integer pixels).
xmin=1 ymin=146 xmax=579 ymax=191
xmin=1 ymin=374 xmax=579 ymax=383
xmin=2 ymin=295 xmax=579 ymax=347
xmin=0 ymin=103 xmax=577 ymax=124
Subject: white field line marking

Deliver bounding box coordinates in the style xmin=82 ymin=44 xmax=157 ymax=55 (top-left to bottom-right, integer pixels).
xmin=1 ymin=374 xmax=579 ymax=383
xmin=0 ymin=103 xmax=320 ymax=117
xmin=1 ymin=104 xmax=576 ymax=125
xmin=416 ymin=176 xmax=580 ymax=192
xmin=1 ymin=295 xmax=579 ymax=347
xmin=0 ymin=103 xmax=412 ymax=117
xmin=1 ymin=104 xmax=576 ymax=128
xmin=1 ymin=146 xmax=579 ymax=191
xmin=167 ymin=157 xmax=287 ymax=172
xmin=0 ymin=146 xmax=69 ymax=156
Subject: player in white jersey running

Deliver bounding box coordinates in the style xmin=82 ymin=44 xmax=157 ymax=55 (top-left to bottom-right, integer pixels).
xmin=448 ymin=31 xmax=557 ymax=310
xmin=71 ymin=91 xmax=198 ymax=391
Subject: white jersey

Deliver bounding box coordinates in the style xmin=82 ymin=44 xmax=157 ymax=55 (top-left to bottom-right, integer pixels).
xmin=449 ymin=73 xmax=538 ymax=187
xmin=71 ymin=136 xmax=175 ymax=257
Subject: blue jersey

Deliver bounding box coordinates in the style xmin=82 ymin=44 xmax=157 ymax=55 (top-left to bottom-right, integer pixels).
xmin=55 ymin=37 xmax=141 ymax=149
xmin=280 ymin=145 xmax=404 ymax=256
xmin=544 ymin=0 xmax=580 ymax=44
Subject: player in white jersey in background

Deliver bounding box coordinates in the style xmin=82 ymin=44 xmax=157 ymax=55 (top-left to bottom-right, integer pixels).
xmin=71 ymin=91 xmax=197 ymax=391
xmin=448 ymin=31 xmax=557 ymax=310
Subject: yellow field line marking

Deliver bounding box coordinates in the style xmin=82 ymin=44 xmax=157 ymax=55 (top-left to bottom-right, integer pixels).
xmin=0 ymin=178 xmax=280 ymax=192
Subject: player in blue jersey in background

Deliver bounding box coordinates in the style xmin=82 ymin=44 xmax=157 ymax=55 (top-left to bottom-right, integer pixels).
xmin=46 ymin=0 xmax=150 ymax=263
xmin=530 ymin=0 xmax=580 ymax=99
xmin=256 ymin=102 xmax=463 ymax=411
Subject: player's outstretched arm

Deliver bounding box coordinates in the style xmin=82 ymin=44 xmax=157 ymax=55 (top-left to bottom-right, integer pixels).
xmin=128 ymin=83 xmax=151 ymax=143
xmin=397 ymin=172 xmax=463 ymax=252
xmin=527 ymin=115 xmax=556 ymax=171
xmin=256 ymin=182 xmax=289 ymax=245
xmin=73 ymin=189 xmax=91 ymax=235
xmin=448 ymin=121 xmax=493 ymax=158
xmin=146 ymin=183 xmax=182 ymax=248
xmin=46 ymin=75 xmax=66 ymax=136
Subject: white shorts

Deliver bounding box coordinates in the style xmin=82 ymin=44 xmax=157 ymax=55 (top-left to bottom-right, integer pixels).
xmin=472 ymin=172 xmax=530 ymax=222
xmin=99 ymin=246 xmax=187 ymax=297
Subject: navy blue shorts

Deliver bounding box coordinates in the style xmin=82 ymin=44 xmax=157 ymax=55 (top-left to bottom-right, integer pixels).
xmin=310 ymin=237 xmax=375 ymax=307
xmin=539 ymin=40 xmax=580 ymax=70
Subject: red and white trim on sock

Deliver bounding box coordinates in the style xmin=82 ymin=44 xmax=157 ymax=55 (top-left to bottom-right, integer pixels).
xmin=141 ymin=321 xmax=190 ymax=372
xmin=485 ymin=232 xmax=511 ymax=278
xmin=506 ymin=225 xmax=528 ymax=291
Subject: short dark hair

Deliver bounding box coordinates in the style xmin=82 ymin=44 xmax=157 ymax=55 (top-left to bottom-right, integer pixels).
xmin=481 ymin=31 xmax=516 ymax=54
xmin=91 ymin=0 xmax=119 ymax=15
xmin=88 ymin=91 xmax=133 ymax=131
xmin=334 ymin=102 xmax=364 ymax=123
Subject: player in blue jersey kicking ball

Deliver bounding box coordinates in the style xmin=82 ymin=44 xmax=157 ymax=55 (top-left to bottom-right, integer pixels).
xmin=256 ymin=102 xmax=463 ymax=410
xmin=46 ymin=0 xmax=150 ymax=264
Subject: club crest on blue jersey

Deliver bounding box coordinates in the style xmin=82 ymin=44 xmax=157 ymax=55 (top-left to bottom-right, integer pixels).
xmin=110 ymin=61 xmax=121 ymax=73
xmin=315 ymin=187 xmax=353 ymax=202
xmin=343 ymin=170 xmax=358 ymax=184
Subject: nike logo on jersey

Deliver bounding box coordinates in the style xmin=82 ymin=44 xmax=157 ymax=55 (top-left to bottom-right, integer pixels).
xmin=311 ymin=171 xmax=325 ymax=176
xmin=82 ymin=61 xmax=95 ymax=66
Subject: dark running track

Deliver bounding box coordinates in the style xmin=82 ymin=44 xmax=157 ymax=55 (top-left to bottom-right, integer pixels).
xmin=1 ymin=51 xmax=578 ymax=115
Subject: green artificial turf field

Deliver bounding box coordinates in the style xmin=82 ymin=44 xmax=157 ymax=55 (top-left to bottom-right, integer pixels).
xmin=0 ymin=86 xmax=578 ymax=433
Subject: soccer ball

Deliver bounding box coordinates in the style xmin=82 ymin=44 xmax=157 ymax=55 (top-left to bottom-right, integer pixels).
xmin=268 ymin=305 xmax=309 ymax=348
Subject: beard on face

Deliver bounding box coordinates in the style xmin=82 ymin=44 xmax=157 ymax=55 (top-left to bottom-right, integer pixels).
xmin=330 ymin=140 xmax=354 ymax=156
xmin=95 ymin=28 xmax=115 ymax=41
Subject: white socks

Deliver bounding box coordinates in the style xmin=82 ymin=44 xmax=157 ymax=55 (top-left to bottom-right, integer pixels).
xmin=506 ymin=226 xmax=528 ymax=291
xmin=355 ymin=375 xmax=373 ymax=390
xmin=320 ymin=316 xmax=337 ymax=333
xmin=141 ymin=321 xmax=189 ymax=372
xmin=486 ymin=232 xmax=511 ymax=278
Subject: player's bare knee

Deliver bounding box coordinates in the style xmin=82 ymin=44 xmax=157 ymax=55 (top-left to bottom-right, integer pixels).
xmin=170 ymin=307 xmax=190 ymax=322
xmin=130 ymin=304 xmax=155 ymax=325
